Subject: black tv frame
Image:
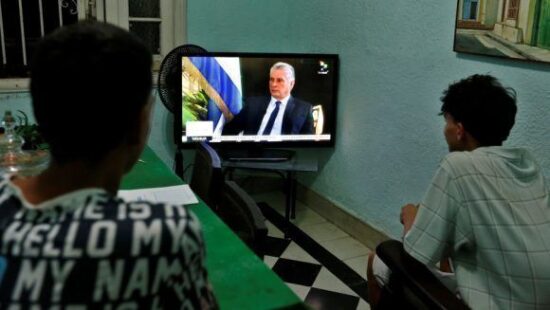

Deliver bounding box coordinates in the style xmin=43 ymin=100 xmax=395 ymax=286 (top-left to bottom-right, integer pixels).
xmin=174 ymin=51 xmax=339 ymax=151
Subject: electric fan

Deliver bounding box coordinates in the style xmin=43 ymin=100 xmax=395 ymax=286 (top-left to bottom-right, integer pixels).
xmin=157 ymin=44 xmax=207 ymax=113
xmin=157 ymin=44 xmax=207 ymax=179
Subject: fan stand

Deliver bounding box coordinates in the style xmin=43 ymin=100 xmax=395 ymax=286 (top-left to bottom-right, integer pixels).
xmin=156 ymin=44 xmax=207 ymax=180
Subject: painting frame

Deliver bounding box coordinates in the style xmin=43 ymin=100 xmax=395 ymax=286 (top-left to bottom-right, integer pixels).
xmin=453 ymin=0 xmax=550 ymax=64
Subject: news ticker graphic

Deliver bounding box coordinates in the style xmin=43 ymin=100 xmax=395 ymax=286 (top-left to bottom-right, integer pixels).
xmin=183 ymin=134 xmax=331 ymax=143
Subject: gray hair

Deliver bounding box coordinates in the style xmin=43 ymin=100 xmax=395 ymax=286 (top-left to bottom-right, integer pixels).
xmin=270 ymin=62 xmax=295 ymax=81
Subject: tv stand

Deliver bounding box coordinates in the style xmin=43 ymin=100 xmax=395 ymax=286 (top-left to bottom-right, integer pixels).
xmin=220 ymin=154 xmax=318 ymax=224
xmin=220 ymin=148 xmax=295 ymax=163
xmin=227 ymin=157 xmax=289 ymax=163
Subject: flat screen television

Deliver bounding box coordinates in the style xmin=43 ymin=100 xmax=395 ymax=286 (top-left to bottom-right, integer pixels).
xmin=175 ymin=52 xmax=338 ymax=158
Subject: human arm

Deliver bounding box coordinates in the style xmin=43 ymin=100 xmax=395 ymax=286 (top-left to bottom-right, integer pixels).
xmin=222 ymin=107 xmax=245 ymax=135
xmin=187 ymin=212 xmax=218 ymax=309
xmin=401 ymin=203 xmax=454 ymax=273
xmin=402 ymin=164 xmax=463 ymax=266
xmin=159 ymin=210 xmax=218 ymax=309
xmin=221 ymin=97 xmax=264 ymax=135
xmin=400 ymin=203 xmax=419 ymax=236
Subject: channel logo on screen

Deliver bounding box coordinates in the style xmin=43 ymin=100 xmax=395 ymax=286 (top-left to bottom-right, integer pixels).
xmin=318 ymin=60 xmax=329 ymax=75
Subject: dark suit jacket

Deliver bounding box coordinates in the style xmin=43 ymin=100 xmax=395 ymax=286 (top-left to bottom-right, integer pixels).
xmin=223 ymin=96 xmax=314 ymax=135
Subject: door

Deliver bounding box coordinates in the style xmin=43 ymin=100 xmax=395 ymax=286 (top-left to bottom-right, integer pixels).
xmin=463 ymin=0 xmax=480 ymax=20
xmin=535 ymin=0 xmax=550 ymax=48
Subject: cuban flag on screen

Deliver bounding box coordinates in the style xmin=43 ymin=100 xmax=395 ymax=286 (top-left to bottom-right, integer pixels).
xmin=184 ymin=56 xmax=242 ymax=135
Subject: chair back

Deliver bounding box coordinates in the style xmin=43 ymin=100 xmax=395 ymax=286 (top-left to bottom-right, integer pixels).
xmin=189 ymin=142 xmax=222 ymax=209
xmin=218 ymin=180 xmax=268 ymax=257
xmin=376 ymin=240 xmax=470 ymax=310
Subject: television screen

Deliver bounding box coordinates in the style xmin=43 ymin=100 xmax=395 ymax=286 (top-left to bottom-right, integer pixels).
xmin=176 ymin=52 xmax=338 ymax=148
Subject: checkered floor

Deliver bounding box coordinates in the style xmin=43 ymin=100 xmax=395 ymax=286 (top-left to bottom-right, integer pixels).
xmin=254 ymin=195 xmax=371 ymax=310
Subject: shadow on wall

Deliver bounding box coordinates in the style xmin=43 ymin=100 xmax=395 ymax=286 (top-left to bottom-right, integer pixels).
xmin=455 ymin=53 xmax=550 ymax=72
xmin=296 ymin=147 xmax=336 ymax=186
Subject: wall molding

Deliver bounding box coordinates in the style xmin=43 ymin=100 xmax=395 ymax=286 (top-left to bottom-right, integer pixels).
xmin=237 ymin=175 xmax=390 ymax=250
xmin=296 ymin=183 xmax=390 ymax=250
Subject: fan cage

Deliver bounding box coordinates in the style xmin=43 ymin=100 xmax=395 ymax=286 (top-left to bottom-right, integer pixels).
xmin=157 ymin=44 xmax=207 ymax=113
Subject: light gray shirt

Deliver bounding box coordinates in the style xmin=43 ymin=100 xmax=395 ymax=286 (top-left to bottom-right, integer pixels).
xmin=404 ymin=147 xmax=550 ymax=309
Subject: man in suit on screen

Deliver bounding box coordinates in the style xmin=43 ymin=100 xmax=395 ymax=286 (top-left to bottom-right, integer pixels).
xmin=222 ymin=62 xmax=314 ymax=136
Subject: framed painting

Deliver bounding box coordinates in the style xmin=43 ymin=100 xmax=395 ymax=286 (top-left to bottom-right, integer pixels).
xmin=454 ymin=0 xmax=550 ymax=64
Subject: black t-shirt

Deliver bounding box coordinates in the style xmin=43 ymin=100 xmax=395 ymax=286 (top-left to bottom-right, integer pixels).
xmin=0 ymin=175 xmax=216 ymax=309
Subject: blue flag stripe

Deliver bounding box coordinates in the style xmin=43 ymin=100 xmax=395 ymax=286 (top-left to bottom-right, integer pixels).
xmin=188 ymin=57 xmax=242 ymax=123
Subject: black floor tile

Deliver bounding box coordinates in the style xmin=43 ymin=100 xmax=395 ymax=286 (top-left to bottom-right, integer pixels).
xmin=272 ymin=258 xmax=322 ymax=287
xmin=305 ymin=288 xmax=360 ymax=310
xmin=259 ymin=202 xmax=369 ymax=302
xmin=259 ymin=236 xmax=291 ymax=257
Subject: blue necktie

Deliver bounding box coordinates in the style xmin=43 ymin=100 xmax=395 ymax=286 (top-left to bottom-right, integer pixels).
xmin=262 ymin=101 xmax=281 ymax=135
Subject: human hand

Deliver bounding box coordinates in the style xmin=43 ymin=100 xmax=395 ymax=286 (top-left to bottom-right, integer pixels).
xmin=400 ymin=203 xmax=419 ymax=236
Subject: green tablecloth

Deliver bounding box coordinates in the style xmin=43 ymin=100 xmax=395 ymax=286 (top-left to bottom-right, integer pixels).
xmin=121 ymin=147 xmax=303 ymax=309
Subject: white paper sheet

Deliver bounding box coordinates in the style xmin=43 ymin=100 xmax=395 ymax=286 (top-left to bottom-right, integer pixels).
xmin=118 ymin=184 xmax=199 ymax=205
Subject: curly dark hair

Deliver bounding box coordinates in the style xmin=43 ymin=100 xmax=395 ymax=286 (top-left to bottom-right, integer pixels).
xmin=441 ymin=74 xmax=517 ymax=146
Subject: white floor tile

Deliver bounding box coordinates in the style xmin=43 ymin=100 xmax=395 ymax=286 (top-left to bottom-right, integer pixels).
xmin=280 ymin=242 xmax=318 ymax=264
xmin=356 ymin=298 xmax=371 ymax=310
xmin=265 ymin=220 xmax=285 ymax=238
xmin=343 ymin=255 xmax=369 ymax=279
xmin=253 ymin=189 xmax=376 ymax=309
xmin=312 ymin=267 xmax=357 ymax=296
xmin=285 ymin=283 xmax=311 ymax=301
xmin=299 ymin=221 xmax=349 ymax=243
xmin=263 ymin=255 xmax=278 ymax=269
xmin=320 ymin=236 xmax=370 ymax=261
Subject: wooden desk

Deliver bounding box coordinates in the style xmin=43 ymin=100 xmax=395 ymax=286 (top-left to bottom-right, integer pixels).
xmin=222 ymin=158 xmax=318 ymax=221
xmin=121 ymin=147 xmax=303 ymax=309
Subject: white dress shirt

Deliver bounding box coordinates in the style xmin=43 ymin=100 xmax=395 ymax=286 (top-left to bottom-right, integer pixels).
xmin=257 ymin=96 xmax=290 ymax=135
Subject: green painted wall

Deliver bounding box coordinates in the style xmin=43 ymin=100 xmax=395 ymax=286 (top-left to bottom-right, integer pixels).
xmin=186 ymin=0 xmax=550 ymax=238
xmin=1 ymin=1 xmax=548 ymax=239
